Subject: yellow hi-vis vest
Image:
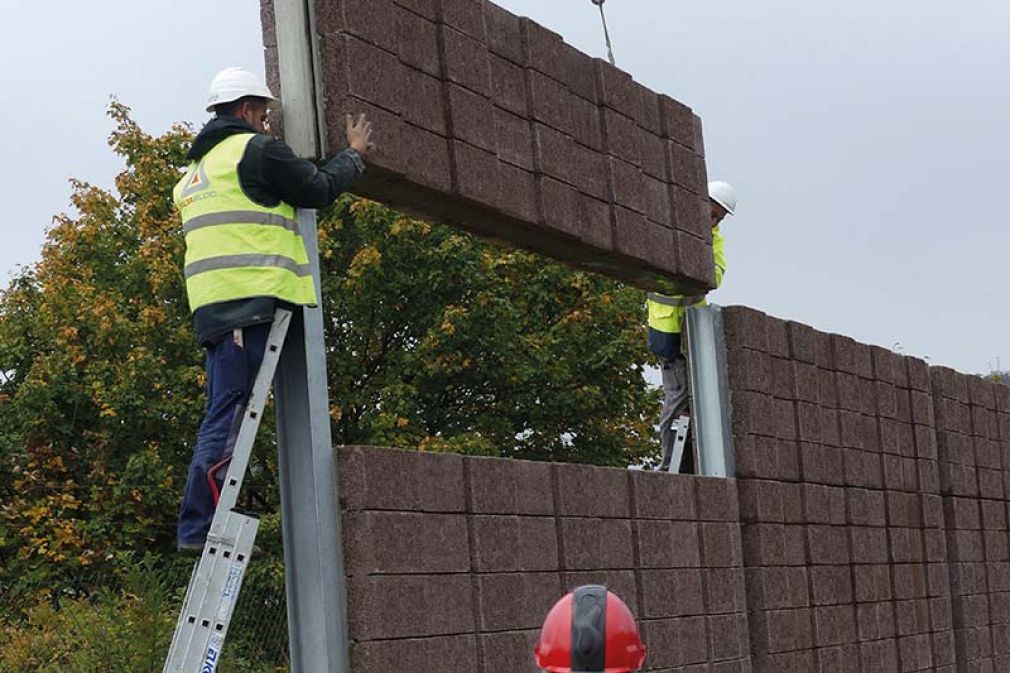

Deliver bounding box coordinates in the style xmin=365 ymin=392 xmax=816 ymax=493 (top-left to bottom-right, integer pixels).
xmin=647 ymin=226 xmax=726 ymax=334
xmin=173 ymin=133 xmax=317 ymax=313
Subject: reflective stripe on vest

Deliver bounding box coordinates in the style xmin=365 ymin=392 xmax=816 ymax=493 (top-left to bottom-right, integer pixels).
xmin=647 ymin=292 xmax=703 ymax=308
xmin=173 ymin=133 xmax=317 ymax=313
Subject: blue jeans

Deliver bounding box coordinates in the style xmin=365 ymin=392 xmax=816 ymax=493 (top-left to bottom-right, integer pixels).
xmin=177 ymin=322 xmax=272 ymax=546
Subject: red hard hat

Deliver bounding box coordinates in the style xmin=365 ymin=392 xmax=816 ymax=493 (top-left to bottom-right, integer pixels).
xmin=534 ymin=586 xmax=646 ymax=673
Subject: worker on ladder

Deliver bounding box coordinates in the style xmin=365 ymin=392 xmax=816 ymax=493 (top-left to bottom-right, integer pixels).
xmin=173 ymin=67 xmax=373 ymax=553
xmin=648 ymin=181 xmax=737 ymax=473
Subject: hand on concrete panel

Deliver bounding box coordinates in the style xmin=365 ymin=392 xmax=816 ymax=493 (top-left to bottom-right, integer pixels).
xmin=347 ymin=113 xmax=374 ymax=156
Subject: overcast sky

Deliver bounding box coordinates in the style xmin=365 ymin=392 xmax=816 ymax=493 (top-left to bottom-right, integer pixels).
xmin=4 ymin=1 xmax=1009 ymax=374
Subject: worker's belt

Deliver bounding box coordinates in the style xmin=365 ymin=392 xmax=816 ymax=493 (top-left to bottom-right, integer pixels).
xmin=182 ymin=210 xmax=302 ymax=235
xmin=184 ymin=254 xmax=313 ymax=279
xmin=648 ymin=292 xmax=704 ymax=307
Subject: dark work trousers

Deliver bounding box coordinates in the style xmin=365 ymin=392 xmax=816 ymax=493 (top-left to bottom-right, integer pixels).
xmin=177 ymin=322 xmax=272 ymax=546
xmin=657 ymin=354 xmax=694 ymax=473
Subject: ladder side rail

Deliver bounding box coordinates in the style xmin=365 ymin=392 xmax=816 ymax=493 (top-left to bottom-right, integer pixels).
xmin=210 ymin=308 xmax=292 ymax=521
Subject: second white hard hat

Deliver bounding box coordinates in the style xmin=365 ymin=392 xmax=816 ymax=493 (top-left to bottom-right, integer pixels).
xmin=205 ymin=67 xmax=275 ymax=113
xmin=708 ymin=180 xmax=738 ymax=216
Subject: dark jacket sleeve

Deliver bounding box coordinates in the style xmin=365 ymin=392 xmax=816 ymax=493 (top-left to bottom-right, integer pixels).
xmin=239 ymin=135 xmax=365 ymax=210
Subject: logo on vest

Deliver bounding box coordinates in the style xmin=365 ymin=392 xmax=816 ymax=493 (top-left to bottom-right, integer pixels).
xmin=180 ymin=160 xmax=211 ymax=199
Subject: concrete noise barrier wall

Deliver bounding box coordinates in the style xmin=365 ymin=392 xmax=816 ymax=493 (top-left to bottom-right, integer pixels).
xmin=337 ymin=446 xmax=751 ymax=672
xmin=261 ymin=0 xmax=715 ymax=295
xmin=331 ymin=307 xmax=1010 ymax=673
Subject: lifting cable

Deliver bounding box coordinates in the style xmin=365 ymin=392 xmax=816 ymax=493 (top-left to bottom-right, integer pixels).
xmin=591 ymin=0 xmax=617 ymax=66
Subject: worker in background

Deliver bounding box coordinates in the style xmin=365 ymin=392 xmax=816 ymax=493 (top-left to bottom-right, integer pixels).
xmin=648 ymin=180 xmax=737 ymax=473
xmin=173 ymin=67 xmax=373 ymax=553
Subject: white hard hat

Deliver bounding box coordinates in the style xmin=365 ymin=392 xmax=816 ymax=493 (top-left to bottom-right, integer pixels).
xmin=205 ymin=67 xmax=275 ymax=113
xmin=708 ymin=180 xmax=738 ymax=216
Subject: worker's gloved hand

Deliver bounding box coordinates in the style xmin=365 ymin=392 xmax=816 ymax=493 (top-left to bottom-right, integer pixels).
xmin=346 ymin=113 xmax=374 ymax=157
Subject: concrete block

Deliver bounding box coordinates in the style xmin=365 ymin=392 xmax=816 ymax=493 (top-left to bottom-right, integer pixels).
xmin=396 ymin=5 xmax=441 ymax=76
xmin=565 ymin=45 xmax=598 ymax=103
xmin=495 ymin=162 xmax=538 ymax=222
xmin=809 ymin=565 xmax=854 ymax=606
xmin=339 ymin=446 xmax=465 ymax=511
xmin=705 ymin=567 xmax=747 ymax=614
xmin=477 ymin=630 xmax=541 ymax=673
xmin=803 ymin=484 xmax=847 ymax=525
xmin=465 ymin=455 xmax=553 ymax=515
xmin=670 ymin=141 xmax=705 ymax=193
xmin=484 ymin=0 xmax=523 ymax=63
xmin=932 ymin=366 xmax=970 ymax=402
xmin=403 ymin=122 xmax=453 ymax=190
xmin=607 ymin=155 xmax=645 ymax=212
xmin=569 ymin=142 xmax=609 ymax=200
xmin=489 ymin=54 xmax=527 ymax=116
xmin=807 ymin=525 xmax=850 ymax=565
xmin=677 ymin=232 xmax=716 ymax=288
xmin=630 ymin=470 xmax=696 ymax=520
xmin=659 ymin=95 xmax=694 ymax=146
xmin=438 ymin=0 xmax=487 ymax=40
xmin=642 ymin=173 xmax=673 ymax=227
xmin=401 ymin=67 xmax=446 ymax=134
xmin=450 ymin=140 xmax=500 ymax=206
xmin=750 ymin=608 xmax=813 ymax=655
xmin=317 ymin=0 xmax=399 ymax=54
xmin=441 ymin=25 xmax=491 ymax=95
xmin=555 ymin=462 xmax=630 ymax=518
xmin=640 ymin=128 xmax=667 ymax=180
xmin=695 ymin=477 xmax=740 ymax=522
xmin=471 ymin=515 xmax=559 ymax=572
xmin=799 ymin=442 xmax=845 ymax=485
xmin=351 ymin=635 xmax=476 ymax=673
xmin=739 ymin=479 xmax=785 ymax=523
xmin=343 ymin=511 xmax=469 ymax=574
xmin=570 ymin=96 xmax=603 ymax=151
xmin=850 ymin=527 xmax=889 ymax=564
xmin=527 ymin=70 xmax=573 ymax=135
xmin=560 ymin=517 xmax=634 ymax=569
xmin=594 ymin=59 xmax=642 ymax=120
xmin=673 ymin=184 xmax=710 ymax=240
xmin=393 ymin=0 xmax=437 ymax=19
xmin=701 ymin=522 xmax=744 ymax=567
xmin=812 ymin=605 xmax=857 ymax=647
xmin=640 ymin=568 xmax=705 ymax=617
xmin=642 ymin=616 xmax=709 ymax=667
xmin=446 ymin=83 xmax=496 ymax=151
xmin=531 ymin=122 xmax=574 ymax=183
xmin=475 ymin=572 xmax=562 ymax=631
xmin=981 ymin=499 xmax=1008 ymax=530
xmin=722 ymin=306 xmax=769 ymax=352
xmin=347 ymin=574 xmax=474 ymax=639
xmin=636 ymin=520 xmax=701 ymax=568
xmin=493 ymin=106 xmax=533 ymax=170
xmin=575 ymin=193 xmax=614 ymax=251
xmin=520 ymin=16 xmax=569 ymax=81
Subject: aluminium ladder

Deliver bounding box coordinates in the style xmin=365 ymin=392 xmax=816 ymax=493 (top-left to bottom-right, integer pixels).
xmin=164 ymin=308 xmax=292 ymax=673
xmin=664 ymin=414 xmax=691 ymax=474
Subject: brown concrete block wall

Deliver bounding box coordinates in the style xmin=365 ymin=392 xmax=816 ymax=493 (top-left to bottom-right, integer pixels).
xmin=337 ymin=447 xmax=751 ymax=672
xmin=262 ymin=0 xmax=713 ymax=294
xmin=723 ymin=306 xmax=954 ymax=673
xmin=930 ymin=369 xmax=1010 ymax=672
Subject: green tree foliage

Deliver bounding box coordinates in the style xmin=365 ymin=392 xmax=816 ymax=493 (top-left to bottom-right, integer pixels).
xmin=0 ymin=103 xmax=659 ymax=584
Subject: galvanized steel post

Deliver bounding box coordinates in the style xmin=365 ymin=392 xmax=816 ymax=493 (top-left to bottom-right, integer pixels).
xmin=273 ymin=1 xmax=349 ymax=671
xmin=686 ymin=305 xmax=736 ymax=477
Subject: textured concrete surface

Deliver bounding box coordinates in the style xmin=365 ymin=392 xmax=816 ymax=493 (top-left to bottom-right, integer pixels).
xmin=261 ymin=0 xmax=714 ymax=294
xmin=337 ymin=446 xmax=752 ymax=672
